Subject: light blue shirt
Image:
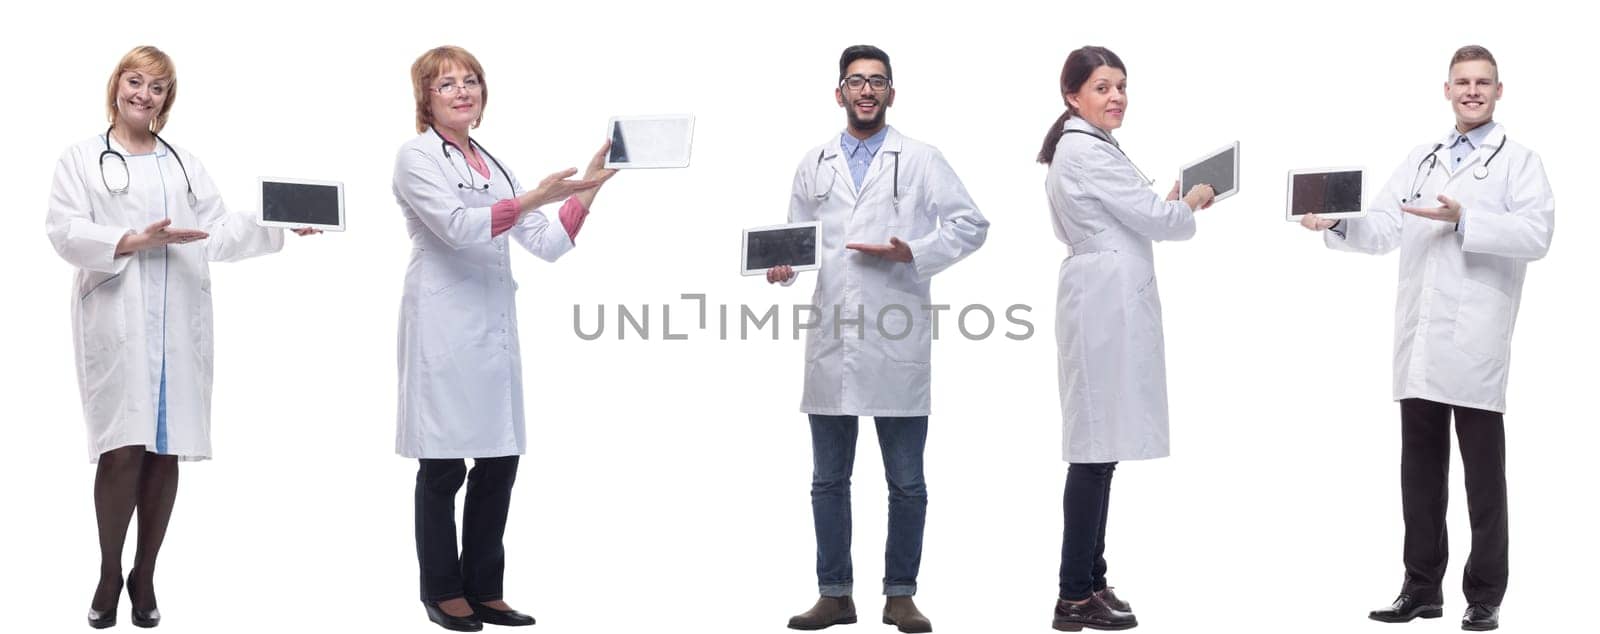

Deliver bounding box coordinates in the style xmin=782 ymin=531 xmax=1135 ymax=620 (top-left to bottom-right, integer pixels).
xmin=1449 ymin=122 xmax=1495 ymax=171
xmin=840 ymin=127 xmax=888 ymax=190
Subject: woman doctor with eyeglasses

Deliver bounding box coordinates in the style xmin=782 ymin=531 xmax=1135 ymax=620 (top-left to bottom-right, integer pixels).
xmin=392 ymin=45 xmax=617 ymax=632
xmin=45 ymin=45 xmax=317 ymax=629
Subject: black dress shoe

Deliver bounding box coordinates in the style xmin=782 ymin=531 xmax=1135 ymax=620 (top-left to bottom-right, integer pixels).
xmin=127 ymin=574 xmax=160 ymax=628
xmin=1369 ymin=594 xmax=1444 ymax=623
xmin=87 ymin=607 xmax=116 ymax=629
xmin=470 ymin=601 xmax=536 ymax=627
xmin=1053 ymin=594 xmax=1137 ymax=631
xmin=1461 ymin=604 xmax=1499 ymax=631
xmin=1095 ymin=587 xmax=1131 ymax=613
xmin=424 ymin=601 xmax=484 ymax=632
xmin=131 ymin=606 xmax=161 ymax=629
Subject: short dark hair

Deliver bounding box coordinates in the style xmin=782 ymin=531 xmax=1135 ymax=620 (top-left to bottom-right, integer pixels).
xmin=839 ymin=44 xmax=892 ymax=82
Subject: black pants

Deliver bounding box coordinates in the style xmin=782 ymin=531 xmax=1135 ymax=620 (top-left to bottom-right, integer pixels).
xmin=1058 ymin=462 xmax=1116 ymax=601
xmin=415 ymin=456 xmax=520 ymax=603
xmin=1399 ymin=398 xmax=1508 ymax=606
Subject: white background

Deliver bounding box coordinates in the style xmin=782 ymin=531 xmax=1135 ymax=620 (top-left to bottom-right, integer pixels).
xmin=2 ymin=1 xmax=1594 ymax=632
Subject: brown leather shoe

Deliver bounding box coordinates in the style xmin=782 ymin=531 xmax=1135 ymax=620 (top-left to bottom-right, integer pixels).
xmin=1095 ymin=587 xmax=1131 ymax=613
xmin=1052 ymin=594 xmax=1137 ymax=631
xmin=882 ymin=596 xmax=932 ymax=633
xmin=788 ymin=595 xmax=857 ymax=630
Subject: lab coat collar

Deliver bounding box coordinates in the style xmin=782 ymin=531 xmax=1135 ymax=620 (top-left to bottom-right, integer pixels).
xmin=1437 ymin=122 xmax=1505 ymax=177
xmin=104 ymin=131 xmax=171 ymax=158
xmin=857 ymin=126 xmax=904 ymax=196
xmin=822 ymin=125 xmax=903 ymax=159
xmin=1063 ymin=116 xmax=1118 ymax=147
xmin=1436 ymin=121 xmax=1503 ymax=151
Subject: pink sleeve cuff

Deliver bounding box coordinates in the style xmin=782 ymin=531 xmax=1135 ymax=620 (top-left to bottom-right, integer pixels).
xmin=559 ymin=196 xmax=589 ymax=241
xmin=490 ymin=199 xmax=519 ymax=237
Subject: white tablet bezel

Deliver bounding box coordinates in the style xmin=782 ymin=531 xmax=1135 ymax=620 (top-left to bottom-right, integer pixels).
xmin=258 ymin=177 xmax=346 ymax=231
xmin=603 ymin=114 xmax=696 ymax=169
xmin=1284 ymin=167 xmax=1368 ymax=221
xmin=1179 ymin=141 xmax=1241 ymax=204
xmin=741 ymin=221 xmax=821 ymax=277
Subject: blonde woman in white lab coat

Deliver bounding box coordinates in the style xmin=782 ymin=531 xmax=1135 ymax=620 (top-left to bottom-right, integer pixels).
xmin=46 ymin=46 xmax=316 ymax=629
xmin=1040 ymin=45 xmax=1214 ymax=632
xmin=1301 ymin=46 xmax=1553 ymax=632
xmin=392 ymin=45 xmax=615 ymax=632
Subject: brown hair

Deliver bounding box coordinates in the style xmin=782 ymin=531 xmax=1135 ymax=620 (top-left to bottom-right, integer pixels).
xmin=1450 ymin=45 xmax=1497 ymax=73
xmin=411 ymin=46 xmax=488 ymax=133
xmin=1037 ymin=46 xmax=1125 ymax=165
xmin=105 ymin=46 xmax=178 ymax=134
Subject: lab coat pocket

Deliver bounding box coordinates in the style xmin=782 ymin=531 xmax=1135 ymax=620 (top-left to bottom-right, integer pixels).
xmin=420 ymin=270 xmax=487 ymax=363
xmin=77 ymin=272 xmax=126 ymax=352
xmin=1453 ymin=279 xmax=1512 ymax=361
xmin=193 ymin=280 xmax=215 ymax=374
xmin=1126 ymin=276 xmax=1164 ymax=380
xmin=879 ymin=295 xmax=930 ymax=364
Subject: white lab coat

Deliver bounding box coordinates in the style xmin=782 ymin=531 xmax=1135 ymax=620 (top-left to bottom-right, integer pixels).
xmin=1326 ymin=123 xmax=1554 ymax=413
xmin=786 ymin=126 xmax=988 ymax=416
xmin=47 ymin=134 xmax=285 ymax=462
xmin=1047 ymin=117 xmax=1196 ymax=463
xmin=393 ymin=129 xmax=575 ymax=459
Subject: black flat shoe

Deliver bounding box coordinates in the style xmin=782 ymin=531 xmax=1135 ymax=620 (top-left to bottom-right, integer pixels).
xmin=1461 ymin=604 xmax=1500 ymax=631
xmin=1095 ymin=587 xmax=1131 ymax=613
xmin=87 ymin=607 xmax=116 ymax=629
xmin=127 ymin=574 xmax=160 ymax=628
xmin=1369 ymin=593 xmax=1444 ymax=623
xmin=1053 ymin=595 xmax=1137 ymax=632
xmin=425 ymin=601 xmax=484 ymax=632
xmin=470 ymin=601 xmax=536 ymax=626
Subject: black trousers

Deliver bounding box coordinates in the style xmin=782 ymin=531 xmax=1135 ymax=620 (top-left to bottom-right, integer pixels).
xmin=1398 ymin=398 xmax=1508 ymax=606
xmin=1058 ymin=462 xmax=1116 ymax=601
xmin=415 ymin=456 xmax=520 ymax=603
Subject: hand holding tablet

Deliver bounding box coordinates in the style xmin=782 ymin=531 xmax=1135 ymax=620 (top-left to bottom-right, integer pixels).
xmin=1286 ymin=167 xmax=1366 ymax=221
xmin=743 ymin=222 xmax=820 ymax=277
xmin=260 ymin=177 xmax=345 ymax=232
xmin=1180 ymin=141 xmax=1240 ymax=206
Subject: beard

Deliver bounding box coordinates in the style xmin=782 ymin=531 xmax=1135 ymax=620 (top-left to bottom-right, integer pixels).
xmin=846 ymin=100 xmax=887 ymax=132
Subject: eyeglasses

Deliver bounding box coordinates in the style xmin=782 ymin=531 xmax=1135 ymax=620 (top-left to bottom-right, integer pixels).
xmin=433 ymin=79 xmax=483 ymax=96
xmin=840 ymin=74 xmax=891 ymax=91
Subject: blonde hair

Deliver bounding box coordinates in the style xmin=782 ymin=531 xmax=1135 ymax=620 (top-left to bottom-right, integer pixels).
xmin=411 ymin=46 xmax=488 ymax=133
xmin=105 ymin=45 xmax=178 ymax=133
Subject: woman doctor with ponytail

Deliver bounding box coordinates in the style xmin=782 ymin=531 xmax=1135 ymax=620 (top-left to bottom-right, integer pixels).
xmin=1038 ymin=45 xmax=1214 ymax=632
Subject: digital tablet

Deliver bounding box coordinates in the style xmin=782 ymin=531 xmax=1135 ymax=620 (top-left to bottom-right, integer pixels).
xmin=741 ymin=222 xmax=820 ymax=276
xmin=1285 ymin=167 xmax=1366 ymax=220
xmin=1179 ymin=141 xmax=1240 ymax=204
xmin=259 ymin=177 xmax=345 ymax=231
xmin=604 ymin=114 xmax=695 ymax=169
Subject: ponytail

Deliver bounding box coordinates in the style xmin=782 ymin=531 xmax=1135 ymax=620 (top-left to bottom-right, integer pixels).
xmin=1037 ymin=108 xmax=1073 ymax=165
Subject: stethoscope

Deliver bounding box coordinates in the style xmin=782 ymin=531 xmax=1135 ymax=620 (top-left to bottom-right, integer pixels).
xmin=1063 ymin=128 xmax=1154 ymax=186
xmin=1404 ymin=132 xmax=1505 ymax=204
xmin=99 ymin=125 xmax=195 ymax=204
xmin=434 ymin=127 xmax=510 ymax=192
xmin=810 ymin=146 xmax=901 ymax=210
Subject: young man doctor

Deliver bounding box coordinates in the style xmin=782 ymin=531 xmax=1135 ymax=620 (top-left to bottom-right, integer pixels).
xmin=1301 ymin=45 xmax=1554 ymax=632
xmin=768 ymin=44 xmax=988 ymax=633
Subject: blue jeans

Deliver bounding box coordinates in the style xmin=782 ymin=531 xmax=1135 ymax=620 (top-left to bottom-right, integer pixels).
xmin=808 ymin=414 xmax=929 ymax=597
